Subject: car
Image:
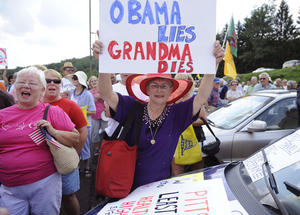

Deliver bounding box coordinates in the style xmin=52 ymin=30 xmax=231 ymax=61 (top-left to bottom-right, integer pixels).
xmin=86 ymin=129 xmax=300 ymax=214
xmin=203 ymin=89 xmax=298 ymax=163
xmin=282 ymin=60 xmax=300 ymax=68
xmin=252 ymin=67 xmax=275 ymax=73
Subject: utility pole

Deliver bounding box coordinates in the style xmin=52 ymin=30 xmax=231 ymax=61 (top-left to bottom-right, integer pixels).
xmin=89 ymin=0 xmax=92 ymax=77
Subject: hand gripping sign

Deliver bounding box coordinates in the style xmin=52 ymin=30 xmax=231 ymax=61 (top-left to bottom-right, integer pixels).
xmin=0 ymin=48 xmax=8 ymax=66
xmin=99 ymin=0 xmax=216 ymax=74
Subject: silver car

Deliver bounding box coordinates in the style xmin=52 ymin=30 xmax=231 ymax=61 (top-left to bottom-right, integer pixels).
xmin=204 ymin=90 xmax=298 ymax=163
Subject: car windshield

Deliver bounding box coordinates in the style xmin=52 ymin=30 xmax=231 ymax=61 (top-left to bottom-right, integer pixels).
xmin=208 ymin=95 xmax=272 ymax=129
xmin=241 ymin=130 xmax=300 ymax=214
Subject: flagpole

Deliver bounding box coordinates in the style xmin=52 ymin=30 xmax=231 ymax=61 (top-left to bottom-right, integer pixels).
xmin=216 ymin=23 xmax=229 ymax=71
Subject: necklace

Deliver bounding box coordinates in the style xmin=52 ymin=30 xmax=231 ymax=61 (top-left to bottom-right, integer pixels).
xmin=143 ymin=105 xmax=170 ymax=145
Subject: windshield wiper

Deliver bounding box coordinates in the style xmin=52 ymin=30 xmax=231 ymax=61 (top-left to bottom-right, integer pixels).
xmin=207 ymin=119 xmax=215 ymax=127
xmin=261 ymin=149 xmax=290 ymax=215
xmin=284 ymin=181 xmax=300 ymax=198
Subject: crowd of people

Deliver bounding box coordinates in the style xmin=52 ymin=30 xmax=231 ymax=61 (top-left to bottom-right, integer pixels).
xmin=0 ymin=40 xmax=298 ymax=214
xmin=206 ymin=72 xmax=297 ymax=112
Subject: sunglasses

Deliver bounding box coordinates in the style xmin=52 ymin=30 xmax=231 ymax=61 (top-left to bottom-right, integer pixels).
xmin=46 ymin=79 xmax=61 ymax=84
xmin=72 ymin=76 xmax=78 ymax=81
xmin=64 ymin=68 xmax=74 ymax=72
xmin=260 ymin=78 xmax=267 ymax=81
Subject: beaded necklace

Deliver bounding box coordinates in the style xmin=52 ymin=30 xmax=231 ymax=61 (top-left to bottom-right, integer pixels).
xmin=143 ymin=105 xmax=170 ymax=144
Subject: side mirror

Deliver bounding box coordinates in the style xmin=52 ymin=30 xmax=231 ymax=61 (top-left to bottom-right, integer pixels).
xmin=247 ymin=120 xmax=267 ymax=132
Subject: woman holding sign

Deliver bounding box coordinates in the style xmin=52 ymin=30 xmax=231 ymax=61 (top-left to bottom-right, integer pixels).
xmin=93 ymin=40 xmax=224 ymax=188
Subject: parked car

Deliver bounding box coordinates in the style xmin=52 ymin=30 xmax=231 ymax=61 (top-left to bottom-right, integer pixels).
xmin=87 ymin=129 xmax=300 ymax=214
xmin=252 ymin=67 xmax=275 ymax=73
xmin=203 ymin=89 xmax=298 ymax=163
xmin=282 ymin=60 xmax=300 ymax=68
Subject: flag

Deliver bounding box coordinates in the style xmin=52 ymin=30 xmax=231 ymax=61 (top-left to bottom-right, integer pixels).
xmin=228 ymin=17 xmax=237 ymax=57
xmin=29 ymin=128 xmax=46 ymax=145
xmin=41 ymin=128 xmax=61 ymax=149
xmin=29 ymin=128 xmax=60 ymax=149
xmin=223 ymin=43 xmax=237 ymax=79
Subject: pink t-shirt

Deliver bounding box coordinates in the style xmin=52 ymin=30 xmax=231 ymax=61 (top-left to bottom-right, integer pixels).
xmin=0 ymin=102 xmax=75 ymax=187
xmin=89 ymin=88 xmax=105 ymax=120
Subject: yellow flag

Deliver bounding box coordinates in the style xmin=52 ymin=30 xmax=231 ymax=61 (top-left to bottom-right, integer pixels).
xmin=223 ymin=43 xmax=237 ymax=79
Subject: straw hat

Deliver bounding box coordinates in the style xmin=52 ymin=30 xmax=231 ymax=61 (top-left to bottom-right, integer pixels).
xmin=73 ymin=71 xmax=88 ymax=88
xmin=61 ymin=62 xmax=76 ymax=72
xmin=126 ymin=74 xmax=192 ymax=104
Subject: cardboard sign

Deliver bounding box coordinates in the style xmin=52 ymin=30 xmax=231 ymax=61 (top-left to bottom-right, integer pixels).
xmin=0 ymin=48 xmax=7 ymax=66
xmin=99 ymin=0 xmax=216 ymax=74
xmin=97 ymin=176 xmax=231 ymax=215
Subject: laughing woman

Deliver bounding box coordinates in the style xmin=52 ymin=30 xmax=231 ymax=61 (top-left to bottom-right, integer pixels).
xmin=0 ymin=67 xmax=79 ymax=215
xmin=93 ymin=40 xmax=224 ymax=188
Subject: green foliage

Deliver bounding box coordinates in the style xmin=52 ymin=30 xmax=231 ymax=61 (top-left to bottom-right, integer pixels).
xmin=237 ymin=65 xmax=300 ymax=83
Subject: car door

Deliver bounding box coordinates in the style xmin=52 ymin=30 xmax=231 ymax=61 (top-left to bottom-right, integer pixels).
xmin=231 ymin=97 xmax=298 ymax=161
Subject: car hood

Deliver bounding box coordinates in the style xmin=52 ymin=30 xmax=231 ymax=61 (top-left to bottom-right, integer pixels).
xmin=88 ymin=164 xmax=248 ymax=215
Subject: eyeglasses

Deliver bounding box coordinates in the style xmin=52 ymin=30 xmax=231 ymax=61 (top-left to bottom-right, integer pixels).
xmin=72 ymin=76 xmax=78 ymax=81
xmin=260 ymin=78 xmax=267 ymax=81
xmin=16 ymin=81 xmax=40 ymax=88
xmin=46 ymin=79 xmax=61 ymax=84
xmin=64 ymin=68 xmax=74 ymax=72
xmin=149 ymin=83 xmax=171 ymax=90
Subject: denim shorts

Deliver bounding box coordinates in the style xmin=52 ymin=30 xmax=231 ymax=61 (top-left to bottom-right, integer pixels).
xmin=0 ymin=172 xmax=61 ymax=215
xmin=62 ymin=168 xmax=80 ymax=195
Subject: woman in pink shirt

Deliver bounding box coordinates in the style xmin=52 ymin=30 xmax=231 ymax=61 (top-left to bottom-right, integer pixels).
xmin=0 ymin=67 xmax=79 ymax=215
xmin=88 ymin=75 xmax=107 ymax=155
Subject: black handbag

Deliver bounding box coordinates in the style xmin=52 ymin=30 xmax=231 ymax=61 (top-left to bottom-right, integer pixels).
xmin=200 ymin=117 xmax=221 ymax=156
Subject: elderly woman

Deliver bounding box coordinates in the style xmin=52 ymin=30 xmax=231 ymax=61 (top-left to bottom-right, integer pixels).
xmin=0 ymin=67 xmax=79 ymax=214
xmin=69 ymin=71 xmax=96 ymax=178
xmin=43 ymin=69 xmax=88 ymax=215
xmin=93 ymin=40 xmax=224 ymax=188
xmin=226 ymin=79 xmax=243 ymax=102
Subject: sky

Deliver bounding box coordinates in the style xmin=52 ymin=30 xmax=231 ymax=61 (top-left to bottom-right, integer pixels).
xmin=0 ymin=0 xmax=299 ymax=69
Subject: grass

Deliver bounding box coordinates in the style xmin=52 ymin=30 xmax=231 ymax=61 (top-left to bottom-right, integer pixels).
xmin=233 ymin=66 xmax=300 ymax=83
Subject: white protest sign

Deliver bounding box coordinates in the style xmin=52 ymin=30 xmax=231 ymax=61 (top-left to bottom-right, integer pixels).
xmin=97 ymin=176 xmax=231 ymax=215
xmin=0 ymin=48 xmax=8 ymax=66
xmin=99 ymin=0 xmax=216 ymax=74
xmin=243 ymin=129 xmax=300 ymax=182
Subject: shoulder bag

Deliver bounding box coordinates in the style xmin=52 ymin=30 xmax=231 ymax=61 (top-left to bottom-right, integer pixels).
xmin=43 ymin=105 xmax=80 ymax=175
xmin=200 ymin=117 xmax=221 ymax=156
xmin=95 ymin=101 xmax=143 ymax=198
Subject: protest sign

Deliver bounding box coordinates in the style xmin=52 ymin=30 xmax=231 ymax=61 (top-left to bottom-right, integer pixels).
xmin=99 ymin=0 xmax=216 ymax=74
xmin=97 ymin=176 xmax=231 ymax=215
xmin=0 ymin=48 xmax=7 ymax=66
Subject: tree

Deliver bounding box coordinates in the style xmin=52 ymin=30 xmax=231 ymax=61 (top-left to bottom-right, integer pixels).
xmin=273 ymin=0 xmax=297 ymax=40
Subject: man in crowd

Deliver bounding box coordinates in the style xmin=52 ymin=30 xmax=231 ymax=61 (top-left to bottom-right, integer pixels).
xmin=61 ymin=62 xmax=76 ymax=98
xmin=207 ymin=78 xmax=221 ymax=112
xmin=245 ymin=76 xmax=258 ymax=94
xmin=253 ymin=72 xmax=275 ymax=92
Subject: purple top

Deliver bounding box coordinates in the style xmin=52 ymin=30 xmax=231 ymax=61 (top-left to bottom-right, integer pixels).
xmin=111 ymin=93 xmax=199 ymax=188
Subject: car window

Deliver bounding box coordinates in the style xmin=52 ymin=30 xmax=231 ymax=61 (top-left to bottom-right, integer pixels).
xmin=208 ymin=95 xmax=272 ymax=129
xmin=256 ymin=98 xmax=298 ymax=130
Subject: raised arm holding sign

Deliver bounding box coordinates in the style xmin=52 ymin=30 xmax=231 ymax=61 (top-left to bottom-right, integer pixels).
xmin=92 ymin=0 xmax=224 ymax=191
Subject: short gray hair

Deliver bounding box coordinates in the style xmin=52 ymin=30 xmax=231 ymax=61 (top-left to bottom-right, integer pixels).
xmin=16 ymin=66 xmax=47 ymax=88
xmin=259 ymin=72 xmax=270 ymax=79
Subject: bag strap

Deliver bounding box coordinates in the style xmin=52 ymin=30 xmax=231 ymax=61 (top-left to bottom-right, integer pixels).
xmin=200 ymin=117 xmax=220 ymax=144
xmin=43 ymin=105 xmax=51 ymax=120
xmin=116 ymin=101 xmax=143 ymax=145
